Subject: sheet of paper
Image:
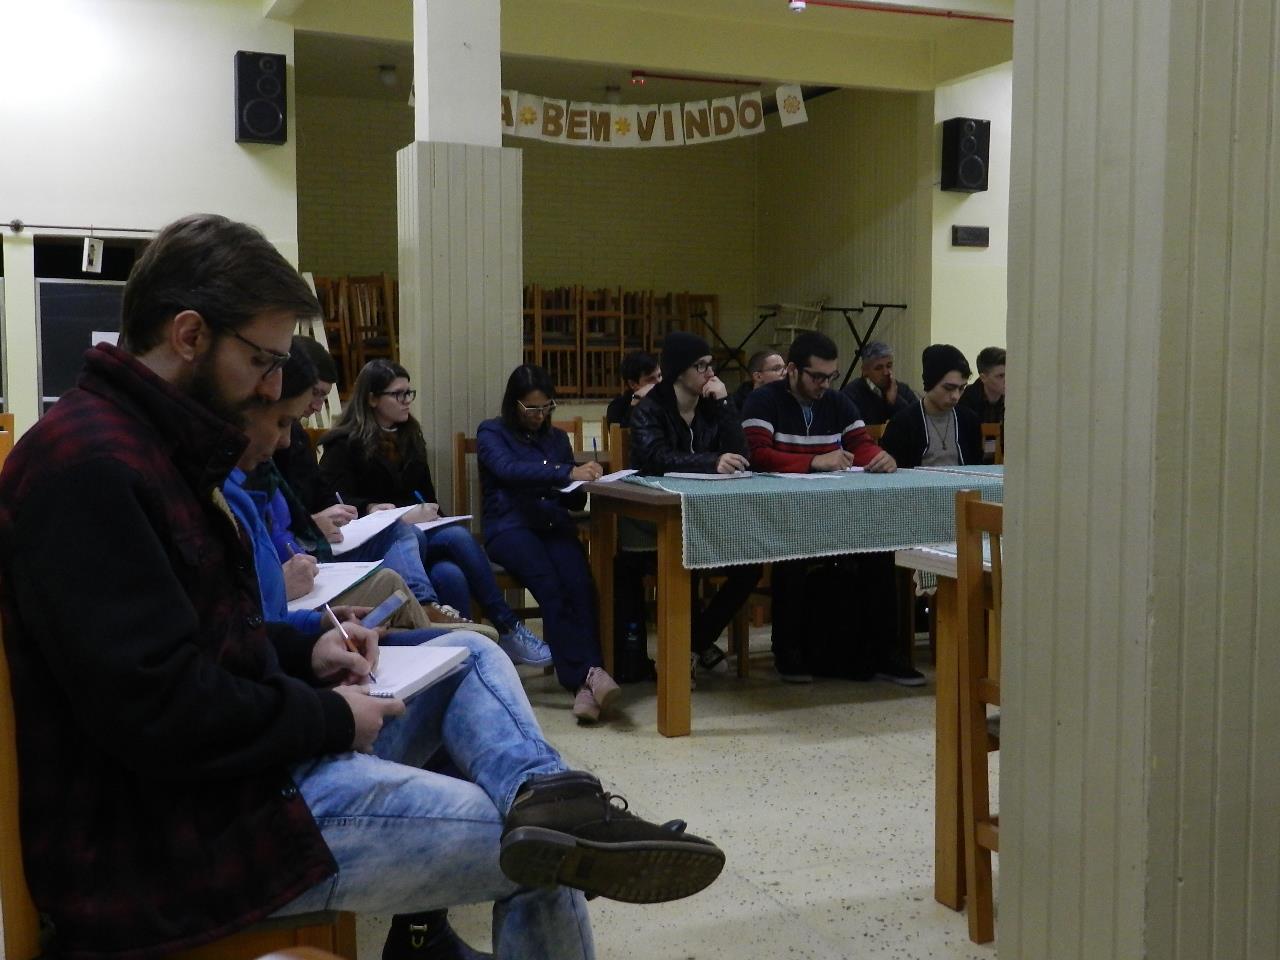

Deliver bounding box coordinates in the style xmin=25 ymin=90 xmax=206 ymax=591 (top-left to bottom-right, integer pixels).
xmin=414 ymin=514 xmax=472 ymax=532
xmin=664 ymin=471 xmax=754 ymax=481
xmin=329 ymin=505 xmax=416 ymax=556
xmin=370 ymin=644 xmax=470 ymax=700
xmin=286 ymin=560 xmax=383 ymax=611
xmin=559 ymin=468 xmax=639 ymax=493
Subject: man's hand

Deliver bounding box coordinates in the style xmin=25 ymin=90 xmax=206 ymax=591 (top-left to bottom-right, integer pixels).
xmin=863 ymin=449 xmax=897 ymax=473
xmin=630 ymin=381 xmax=658 ymax=405
xmin=328 ymin=604 xmax=372 ymax=624
xmin=368 ymin=502 xmax=397 ymax=513
xmin=312 ymin=504 xmax=358 ymax=544
xmin=332 ymin=686 xmax=405 ymax=753
xmin=282 ymin=553 xmax=319 ymax=600
xmin=810 ymin=449 xmax=857 ymax=472
xmin=715 ymin=452 xmax=751 ymax=474
xmin=404 ymin=502 xmax=441 ymax=525
xmin=312 ymin=622 xmax=382 ymax=684
xmin=884 ymin=371 xmax=899 ymax=406
xmin=701 ymin=376 xmax=729 ymax=401
xmin=570 ymin=461 xmax=604 ymax=483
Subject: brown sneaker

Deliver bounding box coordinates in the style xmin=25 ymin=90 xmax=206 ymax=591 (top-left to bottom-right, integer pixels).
xmin=420 ymin=604 xmax=500 ymax=643
xmin=585 ymin=666 xmax=620 ymax=713
xmin=572 ymin=686 xmax=600 ymax=724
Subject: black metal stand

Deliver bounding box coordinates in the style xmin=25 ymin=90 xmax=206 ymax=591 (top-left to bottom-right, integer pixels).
xmin=687 ymin=309 xmax=775 ymax=379
xmin=826 ymin=302 xmax=908 ymax=390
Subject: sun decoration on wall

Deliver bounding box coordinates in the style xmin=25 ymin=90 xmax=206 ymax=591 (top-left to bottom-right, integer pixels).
xmin=518 ymin=105 xmax=539 ymax=125
xmin=782 ymin=95 xmax=802 ymax=115
xmin=614 ymin=116 xmax=632 ymax=135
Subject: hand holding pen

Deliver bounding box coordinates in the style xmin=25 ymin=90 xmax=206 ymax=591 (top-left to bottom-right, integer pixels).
xmin=320 ymin=601 xmax=378 ymax=684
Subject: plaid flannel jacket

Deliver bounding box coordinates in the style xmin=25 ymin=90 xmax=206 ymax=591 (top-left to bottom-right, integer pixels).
xmin=0 ymin=345 xmax=352 ymax=959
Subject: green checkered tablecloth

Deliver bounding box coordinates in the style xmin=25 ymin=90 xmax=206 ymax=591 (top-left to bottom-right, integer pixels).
xmin=623 ymin=468 xmax=1003 ymax=569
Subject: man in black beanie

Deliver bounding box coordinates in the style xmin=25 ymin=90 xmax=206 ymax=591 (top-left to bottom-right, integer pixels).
xmin=880 ymin=343 xmax=984 ymax=469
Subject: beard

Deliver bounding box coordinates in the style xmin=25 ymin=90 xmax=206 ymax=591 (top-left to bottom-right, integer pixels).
xmin=179 ymin=350 xmax=261 ymax=429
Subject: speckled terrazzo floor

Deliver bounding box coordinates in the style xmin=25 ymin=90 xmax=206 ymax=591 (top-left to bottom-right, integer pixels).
xmin=356 ymin=626 xmax=998 ymax=959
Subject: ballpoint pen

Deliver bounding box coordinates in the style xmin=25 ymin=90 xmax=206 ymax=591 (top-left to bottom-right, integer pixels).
xmin=323 ymin=602 xmax=376 ymax=683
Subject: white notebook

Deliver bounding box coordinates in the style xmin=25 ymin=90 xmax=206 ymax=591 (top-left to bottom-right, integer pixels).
xmin=369 ymin=644 xmax=469 ymax=700
xmin=329 ymin=505 xmax=416 ymax=556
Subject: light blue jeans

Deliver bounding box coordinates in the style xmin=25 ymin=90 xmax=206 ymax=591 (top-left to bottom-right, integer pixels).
xmin=274 ymin=631 xmax=595 ymax=959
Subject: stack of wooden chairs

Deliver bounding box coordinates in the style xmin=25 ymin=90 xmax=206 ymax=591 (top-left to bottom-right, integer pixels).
xmin=311 ymin=273 xmax=398 ymax=395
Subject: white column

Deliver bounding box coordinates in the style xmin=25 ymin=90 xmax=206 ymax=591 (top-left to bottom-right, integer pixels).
xmin=1003 ymin=1 xmax=1280 ymax=958
xmin=399 ymin=0 xmax=521 ymax=511
xmin=0 ymin=235 xmax=39 ymax=432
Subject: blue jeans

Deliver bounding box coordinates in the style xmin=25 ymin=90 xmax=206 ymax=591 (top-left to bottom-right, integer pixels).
xmin=486 ymin=527 xmax=601 ymax=692
xmin=274 ymin=631 xmax=594 ymax=959
xmin=342 ymin=522 xmax=439 ymax=605
xmin=414 ymin=524 xmax=518 ymax=630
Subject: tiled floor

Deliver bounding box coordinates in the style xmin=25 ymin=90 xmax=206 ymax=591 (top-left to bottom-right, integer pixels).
xmin=357 ymin=629 xmax=997 ymax=959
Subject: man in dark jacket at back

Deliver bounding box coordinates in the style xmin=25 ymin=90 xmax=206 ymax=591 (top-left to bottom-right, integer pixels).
xmin=627 ymin=332 xmax=762 ymax=672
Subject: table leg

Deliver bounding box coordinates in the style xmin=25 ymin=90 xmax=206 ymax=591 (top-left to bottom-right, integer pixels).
xmin=590 ymin=503 xmax=618 ymax=674
xmin=655 ymin=507 xmax=691 ymax=737
xmin=933 ymin=578 xmax=965 ymax=910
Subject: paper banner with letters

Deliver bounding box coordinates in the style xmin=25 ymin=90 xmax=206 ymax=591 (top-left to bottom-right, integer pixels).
xmin=498 ymin=86 xmax=801 ymax=149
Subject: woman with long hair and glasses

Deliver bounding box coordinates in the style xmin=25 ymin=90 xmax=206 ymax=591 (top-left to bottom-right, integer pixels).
xmin=477 ymin=365 xmax=620 ymax=723
xmin=319 ymin=359 xmax=552 ymax=667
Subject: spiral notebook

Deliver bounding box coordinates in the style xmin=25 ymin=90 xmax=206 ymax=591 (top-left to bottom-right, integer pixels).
xmin=369 ymin=644 xmax=469 ymax=700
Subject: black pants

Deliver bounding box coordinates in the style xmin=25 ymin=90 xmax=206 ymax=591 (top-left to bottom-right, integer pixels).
xmin=770 ymin=552 xmax=899 ymax=679
xmin=614 ymin=551 xmax=762 ymax=655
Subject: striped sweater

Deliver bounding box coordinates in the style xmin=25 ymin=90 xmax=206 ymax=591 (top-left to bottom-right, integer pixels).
xmin=740 ymin=378 xmax=883 ymax=472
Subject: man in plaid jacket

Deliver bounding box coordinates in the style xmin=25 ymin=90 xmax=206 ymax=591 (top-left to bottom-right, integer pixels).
xmin=0 ymin=215 xmax=723 ymax=960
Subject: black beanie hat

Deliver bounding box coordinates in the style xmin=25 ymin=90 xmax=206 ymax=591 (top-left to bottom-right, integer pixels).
xmin=921 ymin=343 xmax=971 ymax=391
xmin=660 ymin=331 xmax=713 ymax=381
xmin=293 ymin=335 xmax=340 ymax=385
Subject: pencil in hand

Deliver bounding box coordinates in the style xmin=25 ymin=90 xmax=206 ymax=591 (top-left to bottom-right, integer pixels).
xmin=323 ymin=602 xmax=376 ymax=684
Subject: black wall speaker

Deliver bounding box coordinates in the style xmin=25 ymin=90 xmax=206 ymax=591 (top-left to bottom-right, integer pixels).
xmin=235 ymin=50 xmax=287 ymax=145
xmin=940 ymin=117 xmax=990 ymax=193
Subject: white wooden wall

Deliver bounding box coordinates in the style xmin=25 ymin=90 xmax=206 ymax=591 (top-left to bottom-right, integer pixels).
xmin=397 ymin=141 xmax=523 ymax=514
xmin=1004 ymin=0 xmax=1280 ymax=957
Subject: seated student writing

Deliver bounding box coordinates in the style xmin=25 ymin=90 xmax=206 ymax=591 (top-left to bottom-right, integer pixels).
xmin=319 ymin=359 xmax=551 ymax=667
xmin=628 ymin=332 xmax=763 ymax=673
xmin=879 ymin=344 xmax=984 ymax=469
xmin=0 ymin=214 xmax=724 ymax=960
xmin=605 ymin=349 xmax=661 ymax=427
xmin=741 ymin=332 xmax=921 ymax=686
xmin=477 ymin=365 xmax=621 ymax=724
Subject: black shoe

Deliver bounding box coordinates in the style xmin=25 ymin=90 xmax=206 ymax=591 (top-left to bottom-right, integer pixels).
xmin=500 ymin=771 xmax=726 ymax=904
xmin=694 ymin=644 xmax=727 ymax=673
xmin=382 ymin=910 xmax=491 ymax=960
xmin=773 ymin=649 xmax=813 ymax=684
xmin=874 ymin=662 xmax=927 ymax=687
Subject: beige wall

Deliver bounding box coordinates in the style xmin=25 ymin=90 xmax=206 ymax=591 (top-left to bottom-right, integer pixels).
xmin=755 ymin=88 xmax=934 ymax=386
xmin=297 ymin=94 xmax=414 ymax=278
xmin=517 ymin=134 xmax=758 ymax=349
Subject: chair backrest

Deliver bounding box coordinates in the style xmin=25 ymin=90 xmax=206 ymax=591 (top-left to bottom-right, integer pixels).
xmin=955 ymin=489 xmax=1002 ymax=702
xmin=346 ymin=274 xmax=397 ymax=354
xmin=864 ymin=422 xmax=886 ymax=442
xmin=551 ymin=416 xmax=584 ymax=451
xmin=303 ymin=426 xmax=328 ymax=453
xmin=451 ymin=433 xmax=486 ymax=539
xmin=0 ymin=429 xmax=14 ymax=474
xmin=609 ymin=424 xmax=631 ymax=470
xmin=598 ymin=416 xmax=611 ymax=453
xmin=0 ymin=621 xmax=43 ymax=960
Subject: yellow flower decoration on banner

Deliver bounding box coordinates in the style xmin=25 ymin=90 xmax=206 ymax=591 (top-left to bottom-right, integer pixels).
xmin=518 ymin=106 xmax=538 ymax=125
xmin=782 ymin=95 xmax=802 ymax=115
xmin=614 ymin=116 xmax=632 ymax=135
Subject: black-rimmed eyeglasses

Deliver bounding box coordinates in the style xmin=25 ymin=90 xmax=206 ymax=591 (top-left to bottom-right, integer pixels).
xmin=801 ymin=367 xmax=840 ymax=386
xmin=377 ymin=389 xmax=418 ymax=403
xmin=224 ymin=327 xmax=291 ymax=379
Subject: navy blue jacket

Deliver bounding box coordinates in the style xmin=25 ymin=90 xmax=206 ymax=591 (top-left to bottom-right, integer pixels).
xmin=476 ymin=418 xmax=588 ymax=542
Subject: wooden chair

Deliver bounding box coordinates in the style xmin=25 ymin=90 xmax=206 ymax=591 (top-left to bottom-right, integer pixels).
xmin=311 ymin=276 xmax=353 ymax=394
xmin=607 ymin=424 xmax=752 ymax=676
xmin=954 ymin=489 xmax=1002 ymax=943
xmin=0 ymin=414 xmax=15 ymax=472
xmin=864 ymin=422 xmax=886 ymax=442
xmin=451 ymin=433 xmax=539 ymax=620
xmin=551 ymin=416 xmax=584 ymax=452
xmin=346 ymin=273 xmax=398 ymax=376
xmin=0 ymin=620 xmax=356 ymax=960
xmin=304 ymin=426 xmax=328 ymax=453
xmin=981 ymin=422 xmax=1004 ymax=465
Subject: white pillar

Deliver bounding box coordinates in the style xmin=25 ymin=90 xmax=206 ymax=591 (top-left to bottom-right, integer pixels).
xmin=1003 ymin=1 xmax=1280 ymax=958
xmin=0 ymin=235 xmax=39 ymax=433
xmin=399 ymin=0 xmax=521 ymax=511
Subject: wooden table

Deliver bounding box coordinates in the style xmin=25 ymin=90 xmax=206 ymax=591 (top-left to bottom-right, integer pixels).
xmin=586 ymin=481 xmax=691 ymax=736
xmin=894 ymin=544 xmax=974 ymax=913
